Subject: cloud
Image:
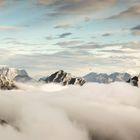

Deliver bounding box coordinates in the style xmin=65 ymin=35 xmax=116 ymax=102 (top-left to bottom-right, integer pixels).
xmin=38 ymin=0 xmax=116 ymax=17
xmin=131 ymin=25 xmax=140 ymax=30
xmin=102 ymin=33 xmax=111 ymax=37
xmin=37 ymin=0 xmax=57 ymax=5
xmin=0 ymin=0 xmax=4 ymax=6
xmin=60 ymin=42 xmax=102 ymax=50
xmin=1 ymin=41 xmax=140 ymax=77
xmin=108 ymin=4 xmax=140 ymax=19
xmin=120 ymin=0 xmax=140 ymax=5
xmin=1 ymin=82 xmax=140 ymax=140
xmin=0 ymin=26 xmax=19 ymax=30
xmin=84 ymin=17 xmax=91 ymax=22
xmin=45 ymin=36 xmax=56 ymax=40
xmin=54 ymin=24 xmax=73 ymax=29
xmin=131 ymin=25 xmax=140 ymax=36
xmin=6 ymin=40 xmax=41 ymax=46
xmin=132 ymin=31 xmax=140 ymax=36
xmin=56 ymin=40 xmax=84 ymax=47
xmin=121 ymin=42 xmax=140 ymax=50
xmin=0 ymin=48 xmax=95 ymax=76
xmin=58 ymin=32 xmax=72 ymax=38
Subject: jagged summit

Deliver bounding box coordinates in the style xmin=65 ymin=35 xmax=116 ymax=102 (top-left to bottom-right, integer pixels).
xmin=0 ymin=67 xmax=32 ymax=82
xmin=39 ymin=70 xmax=86 ymax=86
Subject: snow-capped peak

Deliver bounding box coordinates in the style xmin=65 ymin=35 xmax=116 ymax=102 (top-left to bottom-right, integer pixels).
xmin=0 ymin=67 xmax=28 ymax=80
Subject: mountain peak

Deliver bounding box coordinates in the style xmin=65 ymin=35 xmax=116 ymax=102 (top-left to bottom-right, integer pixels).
xmin=39 ymin=70 xmax=86 ymax=86
xmin=0 ymin=67 xmax=32 ymax=82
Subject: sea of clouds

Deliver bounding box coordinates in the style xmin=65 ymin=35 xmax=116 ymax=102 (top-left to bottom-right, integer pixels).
xmin=0 ymin=82 xmax=140 ymax=140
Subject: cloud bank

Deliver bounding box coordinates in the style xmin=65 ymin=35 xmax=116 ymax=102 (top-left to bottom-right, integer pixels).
xmin=0 ymin=82 xmax=140 ymax=140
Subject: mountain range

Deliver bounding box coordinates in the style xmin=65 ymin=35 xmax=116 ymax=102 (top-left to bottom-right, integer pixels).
xmin=0 ymin=67 xmax=139 ymax=90
xmin=84 ymin=72 xmax=131 ymax=83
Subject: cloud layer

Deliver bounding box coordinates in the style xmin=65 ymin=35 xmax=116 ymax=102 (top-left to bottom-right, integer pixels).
xmin=0 ymin=40 xmax=140 ymax=77
xmin=0 ymin=82 xmax=140 ymax=140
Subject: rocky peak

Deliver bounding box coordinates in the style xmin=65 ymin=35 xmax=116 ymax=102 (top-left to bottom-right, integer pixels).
xmin=127 ymin=74 xmax=140 ymax=87
xmin=0 ymin=74 xmax=18 ymax=90
xmin=39 ymin=70 xmax=86 ymax=86
xmin=0 ymin=67 xmax=27 ymax=79
xmin=0 ymin=67 xmax=32 ymax=82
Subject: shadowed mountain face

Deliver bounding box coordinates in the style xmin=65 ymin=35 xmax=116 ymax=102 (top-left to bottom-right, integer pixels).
xmin=39 ymin=70 xmax=86 ymax=86
xmin=84 ymin=72 xmax=131 ymax=84
xmin=127 ymin=75 xmax=140 ymax=87
xmin=0 ymin=75 xmax=18 ymax=90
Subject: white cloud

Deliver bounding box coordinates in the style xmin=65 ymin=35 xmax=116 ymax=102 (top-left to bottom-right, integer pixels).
xmin=0 ymin=82 xmax=140 ymax=140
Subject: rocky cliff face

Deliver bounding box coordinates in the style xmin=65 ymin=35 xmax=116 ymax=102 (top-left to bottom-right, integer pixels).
xmin=127 ymin=74 xmax=140 ymax=87
xmin=0 ymin=75 xmax=18 ymax=90
xmin=39 ymin=70 xmax=86 ymax=86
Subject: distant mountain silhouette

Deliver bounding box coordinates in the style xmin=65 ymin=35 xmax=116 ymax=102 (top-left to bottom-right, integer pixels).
xmin=84 ymin=72 xmax=131 ymax=83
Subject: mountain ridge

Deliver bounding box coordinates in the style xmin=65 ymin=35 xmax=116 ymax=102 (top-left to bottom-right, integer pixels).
xmin=83 ymin=72 xmax=131 ymax=83
xmin=0 ymin=67 xmax=140 ymax=89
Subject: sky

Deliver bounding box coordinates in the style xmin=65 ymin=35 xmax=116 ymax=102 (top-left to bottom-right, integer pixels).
xmin=0 ymin=0 xmax=140 ymax=77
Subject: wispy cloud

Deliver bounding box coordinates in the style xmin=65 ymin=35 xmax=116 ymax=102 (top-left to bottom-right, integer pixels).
xmin=107 ymin=4 xmax=140 ymax=19
xmin=0 ymin=41 xmax=140 ymax=76
xmin=102 ymin=33 xmax=111 ymax=37
xmin=131 ymin=25 xmax=140 ymax=36
xmin=56 ymin=40 xmax=84 ymax=47
xmin=54 ymin=24 xmax=73 ymax=29
xmin=38 ymin=0 xmax=116 ymax=18
xmin=0 ymin=25 xmax=19 ymax=30
xmin=37 ymin=0 xmax=57 ymax=5
xmin=45 ymin=36 xmax=56 ymax=40
xmin=58 ymin=32 xmax=72 ymax=38
xmin=131 ymin=25 xmax=140 ymax=30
